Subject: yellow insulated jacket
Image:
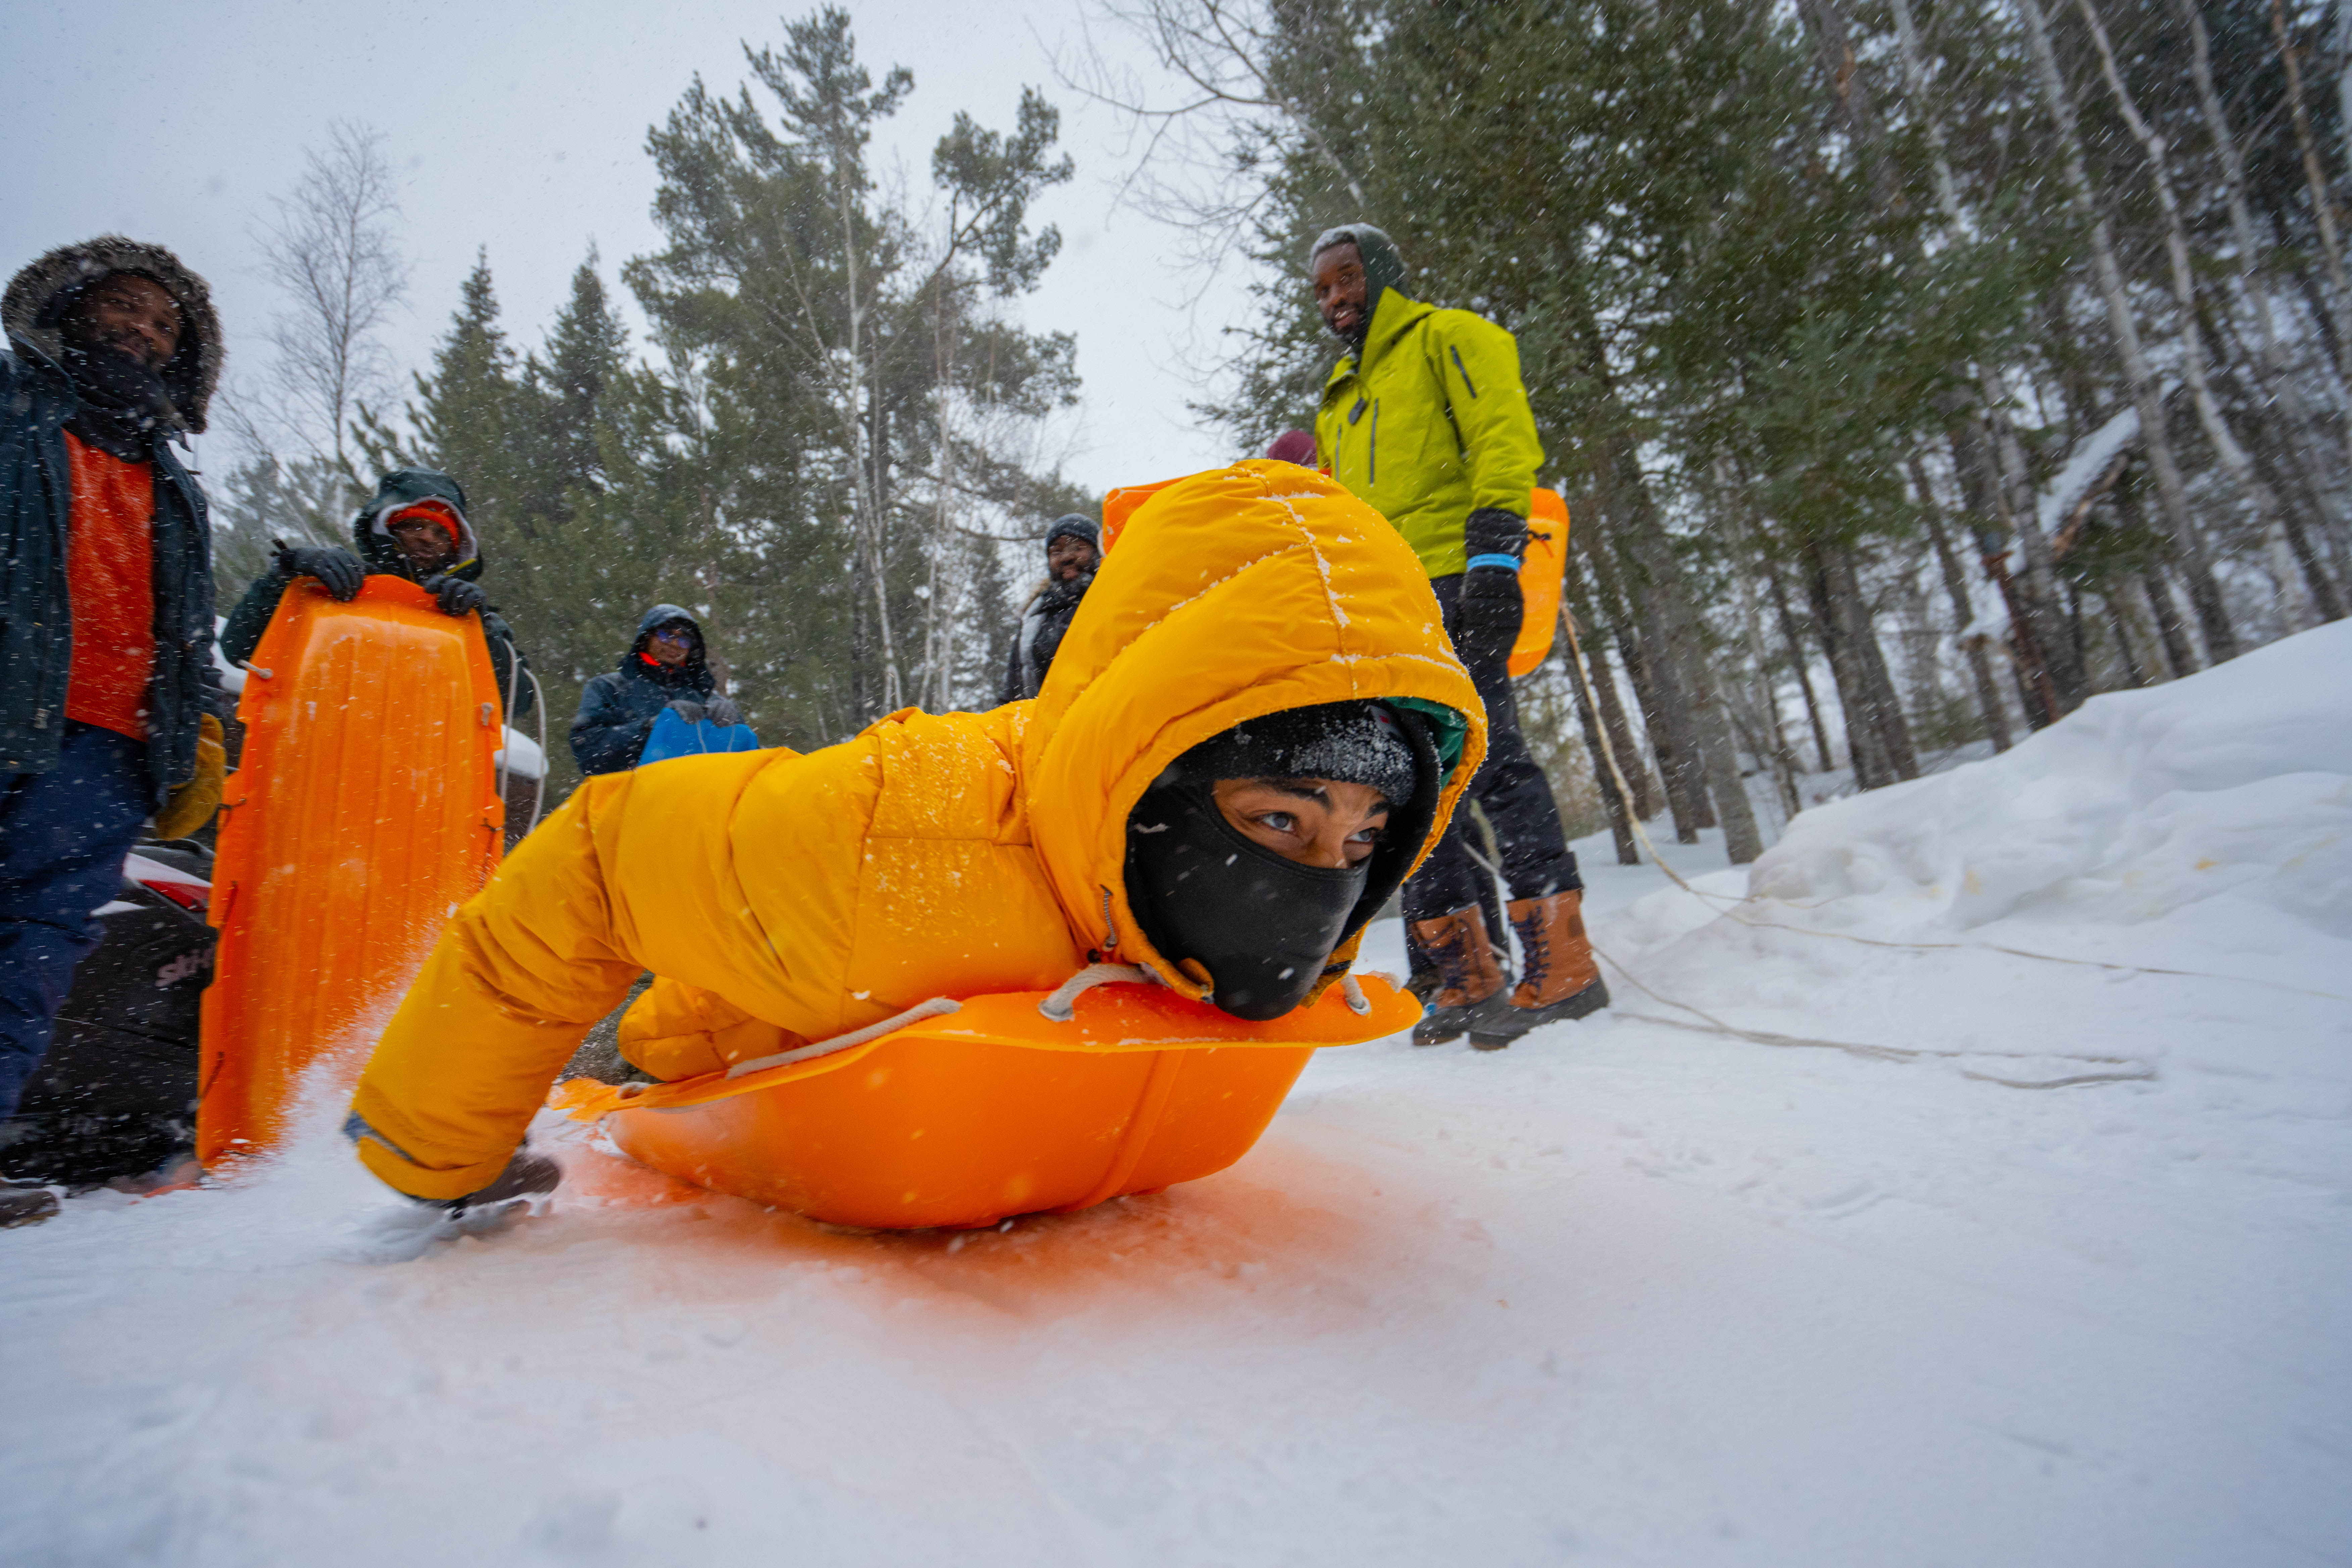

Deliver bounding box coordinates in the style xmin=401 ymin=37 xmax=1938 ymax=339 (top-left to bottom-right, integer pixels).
xmin=348 ymin=461 xmax=1488 ymax=1200
xmin=1315 ymin=290 xmax=1546 ymax=579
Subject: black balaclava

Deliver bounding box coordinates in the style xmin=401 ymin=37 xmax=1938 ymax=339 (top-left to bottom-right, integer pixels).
xmin=1306 ymin=224 xmax=1410 ymax=357
xmin=1125 ymin=700 xmax=1443 ymax=1020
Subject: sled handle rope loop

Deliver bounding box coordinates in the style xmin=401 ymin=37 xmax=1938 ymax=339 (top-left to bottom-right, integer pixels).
xmin=494 ymin=645 xmax=550 ymax=839
xmin=1037 ymin=961 xmax=1371 ymax=1021
xmin=1558 ymin=610 xmax=2347 ymax=1006
xmin=1039 ymin=963 xmax=1149 ymax=1021
xmin=698 ymin=996 xmax=966 ymax=1085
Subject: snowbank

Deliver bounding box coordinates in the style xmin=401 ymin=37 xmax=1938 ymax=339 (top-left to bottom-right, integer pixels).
xmin=1750 ymin=620 xmax=2352 ymax=936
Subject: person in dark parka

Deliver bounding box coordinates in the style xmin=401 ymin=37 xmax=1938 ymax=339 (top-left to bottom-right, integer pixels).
xmin=570 ymin=605 xmax=739 ymax=776
xmin=217 ymin=468 xmax=533 ymax=720
xmin=1 ymin=238 xmax=226 ymax=1223
xmin=1001 ymin=514 xmax=1099 ymax=705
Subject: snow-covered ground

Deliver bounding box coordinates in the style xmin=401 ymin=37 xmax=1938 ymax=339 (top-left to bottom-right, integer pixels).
xmin=6 ymin=626 xmax=2348 ymax=1568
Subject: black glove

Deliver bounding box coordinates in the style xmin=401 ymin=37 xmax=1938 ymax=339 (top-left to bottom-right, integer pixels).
xmin=703 ymin=693 xmax=742 ymax=727
xmin=426 ymin=1146 xmax=561 ymax=1214
xmin=274 ymin=541 xmax=365 ymax=602
xmin=1455 ymin=507 xmax=1529 ymax=669
xmin=666 ymin=698 xmax=706 ymax=725
xmin=1457 ymin=564 xmax=1524 ymax=669
xmin=425 ymin=574 xmax=490 ymax=619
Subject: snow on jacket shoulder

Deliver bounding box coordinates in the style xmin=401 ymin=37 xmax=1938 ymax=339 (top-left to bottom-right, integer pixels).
xmin=1314 ymin=289 xmax=1545 ymax=579
xmin=348 ymin=461 xmax=1487 ymax=1200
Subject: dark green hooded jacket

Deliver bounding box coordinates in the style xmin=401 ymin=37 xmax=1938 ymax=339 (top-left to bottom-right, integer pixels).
xmin=218 ymin=469 xmax=532 ymax=719
xmin=0 ymin=237 xmax=223 ymax=802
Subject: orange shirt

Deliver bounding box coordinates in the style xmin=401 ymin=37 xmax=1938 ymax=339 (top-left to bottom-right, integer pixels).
xmin=62 ymin=431 xmax=158 ymax=741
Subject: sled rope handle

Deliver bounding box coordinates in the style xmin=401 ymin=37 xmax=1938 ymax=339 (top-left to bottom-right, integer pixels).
xmin=1559 ymin=612 xmax=2345 ymax=1002
xmin=716 ymin=995 xmax=964 ymax=1081
xmin=1039 ymin=963 xmax=1149 ymax=1021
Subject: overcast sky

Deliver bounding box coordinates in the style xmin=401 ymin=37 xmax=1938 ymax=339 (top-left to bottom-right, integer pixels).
xmin=0 ymin=0 xmax=1274 ymax=505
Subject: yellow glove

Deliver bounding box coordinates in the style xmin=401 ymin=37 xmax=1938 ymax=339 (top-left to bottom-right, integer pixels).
xmin=151 ymin=713 xmax=227 ymax=840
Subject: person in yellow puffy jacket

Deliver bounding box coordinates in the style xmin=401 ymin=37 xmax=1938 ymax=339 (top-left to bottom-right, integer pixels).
xmin=343 ymin=461 xmax=1487 ymax=1211
xmin=1311 ymin=223 xmax=1607 ymax=1051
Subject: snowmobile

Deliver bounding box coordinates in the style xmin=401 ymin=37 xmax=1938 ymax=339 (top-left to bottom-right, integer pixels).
xmin=0 ymin=839 xmax=215 ymax=1188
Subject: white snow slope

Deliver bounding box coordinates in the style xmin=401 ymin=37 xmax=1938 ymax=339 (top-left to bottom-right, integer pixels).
xmin=5 ymin=625 xmax=2348 ymax=1568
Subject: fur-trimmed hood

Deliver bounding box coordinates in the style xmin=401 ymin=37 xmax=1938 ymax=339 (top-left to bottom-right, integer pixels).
xmin=2 ymin=236 xmax=222 ymax=433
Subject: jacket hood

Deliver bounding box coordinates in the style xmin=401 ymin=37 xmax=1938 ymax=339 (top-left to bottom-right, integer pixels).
xmin=1016 ymin=458 xmax=1487 ymax=999
xmin=352 ymin=469 xmax=482 ymax=578
xmin=2 ymin=236 xmax=223 ymax=433
xmin=626 ymin=603 xmax=710 ymax=678
xmin=633 ymin=603 xmax=701 ymax=647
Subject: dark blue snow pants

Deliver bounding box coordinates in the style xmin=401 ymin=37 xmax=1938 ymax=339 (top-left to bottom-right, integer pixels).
xmin=1401 ymin=573 xmax=1580 ymax=928
xmin=0 ymin=721 xmax=152 ymax=1121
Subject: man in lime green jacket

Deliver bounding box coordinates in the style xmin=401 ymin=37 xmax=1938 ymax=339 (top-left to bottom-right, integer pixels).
xmin=1311 ymin=224 xmax=1607 ymax=1048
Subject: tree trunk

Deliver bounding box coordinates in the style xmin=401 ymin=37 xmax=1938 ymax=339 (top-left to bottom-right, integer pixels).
xmin=1765 ymin=559 xmax=1835 ymax=772
xmin=1834 ymin=544 xmax=1920 ymax=779
xmin=1585 ymin=529 xmax=1708 ymax=840
xmin=1683 ymin=649 xmax=1766 ymax=863
xmin=2176 ymin=0 xmax=2352 ymax=519
xmin=2271 ymin=0 xmax=2352 ymax=389
xmin=1947 ymin=422 xmax=2077 ymax=722
xmin=1612 ymin=493 xmax=1760 ymax=862
xmin=1612 ymin=485 xmax=1759 ymax=851
xmin=2111 ymin=483 xmax=2202 ymax=681
xmin=1565 ymin=624 xmax=1641 ymax=866
xmin=1738 ymin=572 xmax=1806 ymax=820
xmin=1913 ymin=457 xmax=2016 ymax=751
xmin=2016 ymin=0 xmax=2240 ymax=663
xmin=1805 ymin=542 xmax=1890 ymax=788
xmin=1617 ymin=622 xmax=1708 ymax=842
xmin=1564 ymin=548 xmax=1661 ymax=820
xmin=2106 ymin=592 xmax=2151 ymax=687
xmin=2076 ymin=0 xmax=2311 ymax=575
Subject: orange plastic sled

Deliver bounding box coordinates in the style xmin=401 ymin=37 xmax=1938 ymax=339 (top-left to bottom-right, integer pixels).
xmin=199 ymin=577 xmax=505 ymax=1165
xmin=553 ymin=975 xmax=1420 ymax=1229
xmin=1101 ymin=476 xmax=1182 ymax=552
xmin=1509 ymin=487 xmax=1571 ymax=678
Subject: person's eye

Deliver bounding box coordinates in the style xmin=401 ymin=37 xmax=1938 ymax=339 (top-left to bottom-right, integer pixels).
xmin=1348 ymin=825 xmax=1382 ymax=843
xmin=1254 ymin=811 xmax=1298 ymax=834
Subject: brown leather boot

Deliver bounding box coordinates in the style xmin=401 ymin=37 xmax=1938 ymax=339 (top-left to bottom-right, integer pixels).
xmin=1407 ymin=903 xmax=1510 ymax=1045
xmin=1470 ymin=890 xmax=1609 ymax=1049
xmin=0 ymin=1184 xmax=60 ymax=1228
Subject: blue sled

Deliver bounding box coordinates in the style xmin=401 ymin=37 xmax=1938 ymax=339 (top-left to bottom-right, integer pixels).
xmin=639 ymin=706 xmax=762 ymax=766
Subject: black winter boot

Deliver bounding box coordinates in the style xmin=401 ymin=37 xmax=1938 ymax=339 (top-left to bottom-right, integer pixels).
xmin=430 ymin=1147 xmax=562 ymax=1215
